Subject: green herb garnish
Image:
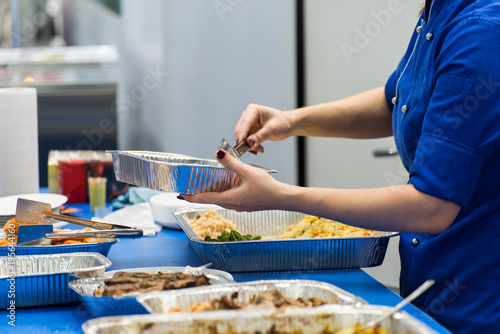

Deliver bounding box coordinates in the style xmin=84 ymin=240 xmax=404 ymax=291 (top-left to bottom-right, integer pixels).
xmin=204 ymin=230 xmax=261 ymax=242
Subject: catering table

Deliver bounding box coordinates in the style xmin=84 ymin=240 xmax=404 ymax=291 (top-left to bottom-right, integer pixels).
xmin=0 ymin=200 xmax=451 ymax=334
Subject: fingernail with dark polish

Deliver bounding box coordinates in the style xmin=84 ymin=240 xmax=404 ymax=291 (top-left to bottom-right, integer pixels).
xmin=249 ymin=150 xmax=258 ymax=155
xmin=177 ymin=195 xmax=185 ymax=200
xmin=248 ymin=139 xmax=256 ymax=147
xmin=216 ymin=150 xmax=225 ymax=159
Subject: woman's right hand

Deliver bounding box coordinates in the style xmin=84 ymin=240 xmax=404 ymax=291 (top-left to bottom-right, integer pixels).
xmin=234 ymin=103 xmax=294 ymax=153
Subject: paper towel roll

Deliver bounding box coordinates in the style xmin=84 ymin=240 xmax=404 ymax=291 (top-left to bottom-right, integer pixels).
xmin=0 ymin=87 xmax=39 ymax=197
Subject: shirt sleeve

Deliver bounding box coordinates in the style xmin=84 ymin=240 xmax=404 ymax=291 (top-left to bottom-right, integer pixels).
xmin=410 ymin=17 xmax=500 ymax=206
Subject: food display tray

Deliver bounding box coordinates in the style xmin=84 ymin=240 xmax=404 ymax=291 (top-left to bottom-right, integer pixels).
xmin=137 ymin=279 xmax=366 ymax=314
xmin=69 ymin=266 xmax=235 ymax=317
xmin=173 ymin=207 xmax=398 ymax=272
xmin=82 ymin=305 xmax=439 ymax=334
xmin=107 ymin=150 xmax=276 ymax=194
xmin=0 ymin=238 xmax=117 ymax=256
xmin=0 ymin=252 xmax=111 ymax=308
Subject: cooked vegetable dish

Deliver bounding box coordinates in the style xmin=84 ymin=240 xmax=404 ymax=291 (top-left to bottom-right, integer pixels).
xmin=281 ymin=216 xmax=376 ymax=239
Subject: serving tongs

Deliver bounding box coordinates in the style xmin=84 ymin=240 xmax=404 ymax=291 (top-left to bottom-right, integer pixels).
xmin=14 ymin=198 xmax=143 ymax=245
xmin=218 ymin=137 xmax=252 ymax=159
xmin=16 ymin=228 xmax=116 ymax=246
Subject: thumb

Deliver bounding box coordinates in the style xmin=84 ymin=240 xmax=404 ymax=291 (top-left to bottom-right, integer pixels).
xmin=215 ymin=149 xmax=247 ymax=177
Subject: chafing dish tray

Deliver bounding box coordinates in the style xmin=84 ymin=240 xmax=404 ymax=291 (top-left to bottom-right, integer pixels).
xmin=69 ymin=266 xmax=235 ymax=317
xmin=137 ymin=279 xmax=365 ymax=314
xmin=107 ymin=150 xmax=277 ymax=194
xmin=173 ymin=207 xmax=398 ymax=272
xmin=0 ymin=252 xmax=111 ymax=308
xmin=81 ymin=304 xmax=439 ymax=334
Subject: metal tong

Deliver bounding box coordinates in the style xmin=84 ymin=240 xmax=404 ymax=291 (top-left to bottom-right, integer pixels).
xmin=16 ymin=198 xmax=143 ymax=238
xmin=218 ymin=137 xmax=251 ymax=159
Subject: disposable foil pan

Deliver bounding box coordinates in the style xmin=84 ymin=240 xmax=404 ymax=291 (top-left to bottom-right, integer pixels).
xmin=173 ymin=207 xmax=399 ymax=272
xmin=137 ymin=279 xmax=366 ymax=315
xmin=0 ymin=252 xmax=112 ymax=308
xmin=0 ymin=238 xmax=117 ymax=256
xmin=69 ymin=266 xmax=235 ymax=317
xmin=106 ymin=150 xmax=277 ymax=194
xmin=81 ymin=305 xmax=439 ymax=334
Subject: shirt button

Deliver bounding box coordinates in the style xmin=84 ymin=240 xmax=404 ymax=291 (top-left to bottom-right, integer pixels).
xmin=402 ymin=105 xmax=409 ymax=113
xmin=426 ymin=32 xmax=434 ymax=40
xmin=416 ymin=26 xmax=422 ymax=34
xmin=391 ymin=97 xmax=398 ymax=105
xmin=412 ymin=238 xmax=419 ymax=247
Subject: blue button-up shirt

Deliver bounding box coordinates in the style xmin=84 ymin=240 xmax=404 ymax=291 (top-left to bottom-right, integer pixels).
xmin=385 ymin=0 xmax=500 ymax=332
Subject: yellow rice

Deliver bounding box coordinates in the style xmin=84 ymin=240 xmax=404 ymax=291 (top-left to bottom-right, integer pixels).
xmin=281 ymin=216 xmax=376 ymax=239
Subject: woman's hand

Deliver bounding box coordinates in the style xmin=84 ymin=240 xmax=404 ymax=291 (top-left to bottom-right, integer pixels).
xmin=234 ymin=103 xmax=294 ymax=154
xmin=179 ymin=149 xmax=288 ymax=212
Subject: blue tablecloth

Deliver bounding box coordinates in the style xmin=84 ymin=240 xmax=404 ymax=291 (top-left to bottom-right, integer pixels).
xmin=0 ymin=200 xmax=451 ymax=334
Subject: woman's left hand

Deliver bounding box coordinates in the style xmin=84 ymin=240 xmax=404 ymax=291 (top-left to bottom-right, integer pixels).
xmin=179 ymin=149 xmax=287 ymax=212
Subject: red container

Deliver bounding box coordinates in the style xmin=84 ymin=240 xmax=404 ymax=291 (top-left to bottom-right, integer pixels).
xmin=58 ymin=160 xmax=87 ymax=203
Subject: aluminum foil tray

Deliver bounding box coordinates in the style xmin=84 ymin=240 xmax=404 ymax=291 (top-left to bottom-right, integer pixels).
xmin=0 ymin=238 xmax=117 ymax=256
xmin=137 ymin=279 xmax=366 ymax=315
xmin=69 ymin=266 xmax=235 ymax=317
xmin=107 ymin=150 xmax=277 ymax=194
xmin=82 ymin=305 xmax=439 ymax=334
xmin=173 ymin=207 xmax=398 ymax=272
xmin=0 ymin=252 xmax=112 ymax=308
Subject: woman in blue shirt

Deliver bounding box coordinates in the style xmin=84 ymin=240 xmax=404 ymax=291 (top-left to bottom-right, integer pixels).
xmin=181 ymin=1 xmax=500 ymax=332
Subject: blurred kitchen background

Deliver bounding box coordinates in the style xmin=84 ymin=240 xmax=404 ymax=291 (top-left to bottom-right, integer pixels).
xmin=0 ymin=0 xmax=420 ymax=290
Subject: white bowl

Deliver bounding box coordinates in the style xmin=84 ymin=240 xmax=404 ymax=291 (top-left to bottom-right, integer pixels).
xmin=149 ymin=193 xmax=215 ymax=230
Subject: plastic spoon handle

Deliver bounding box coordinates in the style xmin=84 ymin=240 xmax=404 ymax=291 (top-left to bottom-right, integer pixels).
xmin=357 ymin=279 xmax=435 ymax=331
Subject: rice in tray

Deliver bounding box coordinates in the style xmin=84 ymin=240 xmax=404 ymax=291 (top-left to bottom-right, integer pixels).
xmin=186 ymin=209 xmax=238 ymax=240
xmin=281 ymin=216 xmax=376 ymax=239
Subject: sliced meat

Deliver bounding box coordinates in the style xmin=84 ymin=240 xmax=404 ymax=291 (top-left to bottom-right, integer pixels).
xmin=95 ymin=271 xmax=210 ymax=297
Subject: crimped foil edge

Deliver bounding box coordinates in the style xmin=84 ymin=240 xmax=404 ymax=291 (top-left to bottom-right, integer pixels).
xmin=107 ymin=151 xmax=276 ymax=194
xmin=0 ymin=253 xmax=112 ymax=308
xmin=81 ymin=305 xmax=439 ymax=334
xmin=68 ymin=266 xmax=235 ymax=317
xmin=136 ymin=279 xmax=366 ymax=315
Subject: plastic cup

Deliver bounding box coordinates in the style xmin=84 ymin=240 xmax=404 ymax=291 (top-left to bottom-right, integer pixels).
xmin=88 ymin=177 xmax=107 ymax=212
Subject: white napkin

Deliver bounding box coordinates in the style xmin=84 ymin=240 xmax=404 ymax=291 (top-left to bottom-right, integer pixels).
xmin=95 ymin=203 xmax=162 ymax=237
